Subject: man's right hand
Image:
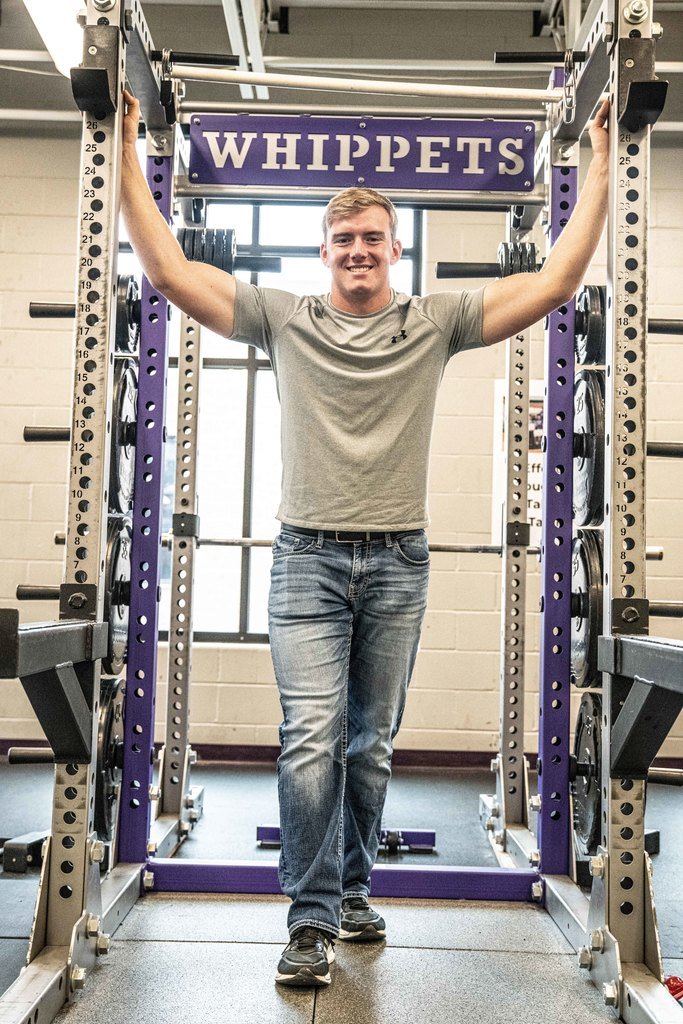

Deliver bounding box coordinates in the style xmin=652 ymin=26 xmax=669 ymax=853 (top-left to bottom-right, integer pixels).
xmin=122 ymin=90 xmax=140 ymax=150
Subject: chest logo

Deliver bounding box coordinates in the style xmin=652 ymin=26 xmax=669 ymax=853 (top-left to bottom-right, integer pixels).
xmin=391 ymin=330 xmax=408 ymax=345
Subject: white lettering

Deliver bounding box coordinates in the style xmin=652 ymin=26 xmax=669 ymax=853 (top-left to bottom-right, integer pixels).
xmin=498 ymin=137 xmax=525 ymax=176
xmin=375 ymin=135 xmax=410 ymax=173
xmin=416 ymin=136 xmax=450 ymax=174
xmin=202 ymin=131 xmax=257 ymax=169
xmin=262 ymin=133 xmax=302 ymax=170
xmin=456 ymin=137 xmax=492 ymax=175
xmin=307 ymin=134 xmax=330 ymax=171
xmin=334 ymin=135 xmax=370 ymax=171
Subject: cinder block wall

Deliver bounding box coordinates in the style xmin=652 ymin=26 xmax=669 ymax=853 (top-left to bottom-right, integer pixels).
xmin=1 ymin=133 xmax=682 ymax=757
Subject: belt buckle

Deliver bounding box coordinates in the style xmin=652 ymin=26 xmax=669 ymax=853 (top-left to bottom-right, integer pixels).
xmin=336 ymin=530 xmax=367 ymax=543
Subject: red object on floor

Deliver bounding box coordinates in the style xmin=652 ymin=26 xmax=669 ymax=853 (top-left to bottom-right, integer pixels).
xmin=665 ymin=976 xmax=683 ymax=1002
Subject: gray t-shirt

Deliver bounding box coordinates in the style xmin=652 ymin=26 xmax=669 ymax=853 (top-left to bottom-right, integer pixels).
xmin=231 ymin=279 xmax=484 ymax=531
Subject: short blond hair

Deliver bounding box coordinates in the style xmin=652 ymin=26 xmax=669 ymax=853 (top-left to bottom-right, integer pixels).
xmin=322 ymin=188 xmax=399 ymax=240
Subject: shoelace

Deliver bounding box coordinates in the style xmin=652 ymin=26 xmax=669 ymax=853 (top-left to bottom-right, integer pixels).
xmin=344 ymin=896 xmax=369 ymax=911
xmin=291 ymin=927 xmax=331 ymax=952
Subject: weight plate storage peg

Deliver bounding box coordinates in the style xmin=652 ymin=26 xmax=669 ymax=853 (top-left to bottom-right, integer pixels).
xmin=573 ymin=368 xmax=605 ymax=527
xmin=94 ymin=677 xmax=125 ymax=843
xmin=572 ymin=692 xmax=602 ymax=860
xmin=102 ymin=517 xmax=132 ymax=677
xmin=109 ymin=358 xmax=138 ymax=515
xmin=115 ymin=275 xmax=141 ymax=353
xmin=570 ymin=528 xmax=603 ymax=688
xmin=574 ymin=285 xmax=605 ymax=365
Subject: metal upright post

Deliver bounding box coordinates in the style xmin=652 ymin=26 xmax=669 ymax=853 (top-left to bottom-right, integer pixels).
xmin=117 ymin=132 xmax=175 ymax=863
xmin=536 ymin=67 xmax=578 ymax=876
xmin=587 ymin=0 xmax=661 ymax=993
xmin=494 ymin=220 xmax=532 ymax=840
xmin=159 ymin=311 xmax=203 ymax=829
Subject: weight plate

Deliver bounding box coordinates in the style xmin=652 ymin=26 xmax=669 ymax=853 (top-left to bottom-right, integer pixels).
xmin=94 ymin=676 xmax=125 ymax=842
xmin=178 ymin=226 xmax=237 ymax=274
xmin=571 ymin=528 xmax=603 ymax=688
xmin=574 ymin=285 xmax=605 ymax=365
xmin=115 ymin=275 xmax=141 ymax=353
xmin=520 ymin=241 xmax=537 ymax=274
xmin=102 ymin=516 xmax=131 ymax=677
xmin=573 ymin=368 xmax=605 ymax=527
xmin=572 ymin=692 xmax=602 ymax=859
xmin=109 ymin=358 xmax=137 ymax=515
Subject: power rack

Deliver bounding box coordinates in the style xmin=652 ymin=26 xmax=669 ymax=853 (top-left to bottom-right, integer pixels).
xmin=1 ymin=1 xmax=681 ymax=1022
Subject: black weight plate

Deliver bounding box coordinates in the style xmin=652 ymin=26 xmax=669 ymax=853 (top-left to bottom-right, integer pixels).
xmin=520 ymin=242 xmax=537 ymax=274
xmin=109 ymin=358 xmax=137 ymax=514
xmin=94 ymin=676 xmax=124 ymax=842
xmin=115 ymin=275 xmax=140 ymax=353
xmin=102 ymin=517 xmax=131 ymax=676
xmin=574 ymin=285 xmax=606 ymax=365
xmin=573 ymin=368 xmax=605 ymax=527
xmin=222 ymin=228 xmax=236 ymax=274
xmin=571 ymin=529 xmax=603 ymax=688
xmin=572 ymin=692 xmax=602 ymax=859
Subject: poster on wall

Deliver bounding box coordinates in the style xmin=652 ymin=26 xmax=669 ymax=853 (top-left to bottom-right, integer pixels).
xmin=491 ymin=379 xmax=545 ymax=547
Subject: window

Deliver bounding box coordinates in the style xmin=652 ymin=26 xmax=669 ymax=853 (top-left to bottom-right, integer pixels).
xmin=159 ymin=201 xmax=423 ymax=643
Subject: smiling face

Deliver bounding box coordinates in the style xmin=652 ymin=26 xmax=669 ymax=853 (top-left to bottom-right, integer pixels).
xmin=320 ymin=206 xmax=403 ymax=315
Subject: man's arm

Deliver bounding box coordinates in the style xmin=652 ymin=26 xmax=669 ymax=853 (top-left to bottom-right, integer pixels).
xmin=119 ymin=91 xmax=236 ymax=337
xmin=481 ymin=100 xmax=609 ymax=347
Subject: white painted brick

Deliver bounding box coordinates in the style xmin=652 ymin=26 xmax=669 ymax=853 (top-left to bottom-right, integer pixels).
xmin=0 ymin=138 xmax=80 ymax=180
xmin=455 ymin=611 xmax=500 ymax=651
xmin=421 ymin=610 xmax=457 ymax=650
xmin=0 ymin=483 xmax=30 ymax=518
xmin=0 ymin=178 xmax=46 ymax=216
xmin=252 ymin=724 xmax=281 ymax=746
xmin=394 ymin=729 xmax=497 ymax=752
xmin=216 ymin=683 xmax=281 ymax=723
xmin=0 ymin=682 xmax=36 ymax=718
xmin=186 ymin=724 xmax=261 ymax=746
xmin=430 ymin=454 xmax=492 ymax=495
xmin=188 ymin=646 xmax=220 ymax=681
xmin=217 ymin=646 xmax=259 ymax=684
xmin=412 ymin=649 xmax=499 ymax=690
xmin=427 ymin=568 xmax=498 ymax=612
xmin=1 ymin=445 xmax=70 ymax=483
xmin=431 ymin=417 xmax=493 ymax=456
xmin=30 ymin=483 xmax=68 ymax=523
xmin=1 ymin=215 xmax=78 ymax=256
xmin=403 ymin=689 xmax=498 ymax=732
xmin=0 ymin=719 xmax=44 ymax=741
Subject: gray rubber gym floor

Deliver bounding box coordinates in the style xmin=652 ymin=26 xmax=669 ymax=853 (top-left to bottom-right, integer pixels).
xmin=1 ymin=763 xmax=682 ymax=1023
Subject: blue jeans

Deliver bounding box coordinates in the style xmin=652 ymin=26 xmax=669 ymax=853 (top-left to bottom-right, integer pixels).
xmin=268 ymin=526 xmax=430 ymax=937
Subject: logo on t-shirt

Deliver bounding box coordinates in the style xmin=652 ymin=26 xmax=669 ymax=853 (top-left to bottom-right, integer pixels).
xmin=391 ymin=330 xmax=408 ymax=344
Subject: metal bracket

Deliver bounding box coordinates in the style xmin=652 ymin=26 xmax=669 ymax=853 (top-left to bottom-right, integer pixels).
xmin=71 ymin=25 xmax=120 ymax=116
xmin=610 ymin=597 xmax=649 ymax=635
xmin=60 ymin=584 xmax=98 ymax=621
xmin=506 ymin=521 xmax=531 ymax=546
xmin=172 ymin=513 xmax=201 ymax=538
xmin=619 ymin=78 xmax=669 ymax=133
xmin=616 ymin=37 xmax=668 ymax=133
xmin=20 ymin=663 xmax=93 ymax=763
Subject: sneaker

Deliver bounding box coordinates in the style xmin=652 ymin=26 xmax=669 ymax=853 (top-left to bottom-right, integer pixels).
xmin=275 ymin=927 xmax=336 ymax=987
xmin=339 ymin=895 xmax=386 ymax=941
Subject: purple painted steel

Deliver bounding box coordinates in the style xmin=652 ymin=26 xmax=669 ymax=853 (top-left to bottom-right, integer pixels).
xmin=117 ymin=153 xmax=173 ymax=864
xmin=536 ymin=69 xmax=578 ymax=875
xmin=189 ymin=114 xmax=535 ymax=193
xmin=147 ymin=859 xmax=538 ymax=901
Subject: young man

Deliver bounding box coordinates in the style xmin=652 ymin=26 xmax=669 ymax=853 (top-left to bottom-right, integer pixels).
xmin=121 ymin=92 xmax=609 ymax=987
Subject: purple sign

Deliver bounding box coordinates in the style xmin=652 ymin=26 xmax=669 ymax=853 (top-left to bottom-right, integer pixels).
xmin=189 ymin=114 xmax=535 ymax=192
